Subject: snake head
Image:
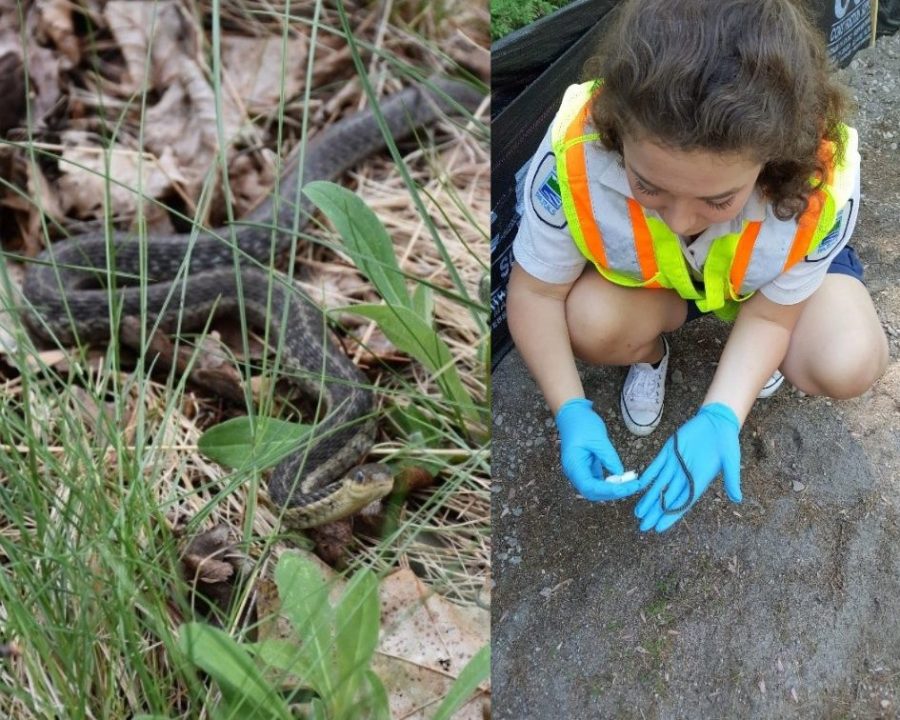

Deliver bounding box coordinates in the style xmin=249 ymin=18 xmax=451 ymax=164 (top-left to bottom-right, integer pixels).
xmin=353 ymin=462 xmax=394 ymax=487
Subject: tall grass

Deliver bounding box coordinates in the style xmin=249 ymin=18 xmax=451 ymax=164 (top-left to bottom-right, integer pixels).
xmin=0 ymin=0 xmax=488 ymax=717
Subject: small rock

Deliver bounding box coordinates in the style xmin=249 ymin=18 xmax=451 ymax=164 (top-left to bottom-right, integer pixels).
xmin=792 ymin=481 xmax=805 ymax=492
xmin=672 ymin=369 xmax=684 ymax=385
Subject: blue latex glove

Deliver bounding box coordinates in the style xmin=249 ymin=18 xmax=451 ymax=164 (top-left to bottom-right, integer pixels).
xmin=555 ymin=398 xmax=649 ymax=501
xmin=634 ymin=403 xmax=742 ymax=532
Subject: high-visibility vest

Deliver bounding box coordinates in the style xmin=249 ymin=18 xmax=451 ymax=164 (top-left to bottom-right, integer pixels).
xmin=551 ymin=82 xmax=858 ymax=320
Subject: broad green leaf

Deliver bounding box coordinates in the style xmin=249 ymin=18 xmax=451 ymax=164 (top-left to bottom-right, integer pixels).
xmin=338 ymin=303 xmax=475 ymax=418
xmin=410 ymin=281 xmax=434 ymax=324
xmin=333 ymin=570 xmax=380 ymax=716
xmin=364 ymin=670 xmax=392 ymax=720
xmin=252 ymin=638 xmax=312 ymax=691
xmin=274 ymin=553 xmax=332 ymax=632
xmin=430 ymin=644 xmax=490 ymax=720
xmin=304 ymin=181 xmax=410 ymax=309
xmin=198 ymin=416 xmax=312 ymax=470
xmin=178 ymin=623 xmax=293 ymax=720
xmin=274 ymin=553 xmax=336 ymax=699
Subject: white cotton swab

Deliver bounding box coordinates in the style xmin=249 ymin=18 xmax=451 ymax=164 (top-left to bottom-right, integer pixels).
xmin=605 ymin=470 xmax=638 ymax=484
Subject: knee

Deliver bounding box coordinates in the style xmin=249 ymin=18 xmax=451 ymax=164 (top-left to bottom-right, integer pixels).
xmin=797 ymin=331 xmax=889 ymax=399
xmin=565 ymin=299 xmax=630 ymax=362
xmin=565 ymin=284 xmax=685 ymax=364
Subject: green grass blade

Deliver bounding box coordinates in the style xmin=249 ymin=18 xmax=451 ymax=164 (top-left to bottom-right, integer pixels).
xmin=430 ymin=644 xmax=490 ymax=720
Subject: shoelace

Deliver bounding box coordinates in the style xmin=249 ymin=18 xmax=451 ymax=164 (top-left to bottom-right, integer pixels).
xmin=660 ymin=431 xmax=695 ymax=515
xmin=625 ymin=364 xmax=663 ymax=402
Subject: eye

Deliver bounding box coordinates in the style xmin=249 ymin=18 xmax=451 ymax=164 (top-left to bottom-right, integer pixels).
xmin=634 ymin=178 xmax=660 ymax=197
xmin=354 ymin=470 xmax=365 ymax=483
xmin=706 ymin=197 xmax=735 ymax=211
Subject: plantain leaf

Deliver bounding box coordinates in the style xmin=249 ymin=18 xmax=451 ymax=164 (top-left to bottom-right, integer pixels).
xmin=410 ymin=281 xmax=434 ymax=324
xmin=338 ymin=303 xmax=475 ymax=418
xmin=178 ymin=623 xmax=293 ymax=720
xmin=198 ymin=416 xmax=311 ymax=470
xmin=333 ymin=569 xmax=380 ymax=716
xmin=303 ymin=181 xmax=410 ymax=309
xmin=274 ymin=553 xmax=335 ymax=699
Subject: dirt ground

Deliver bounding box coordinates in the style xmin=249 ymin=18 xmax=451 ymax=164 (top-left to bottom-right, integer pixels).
xmin=491 ymin=30 xmax=900 ymax=719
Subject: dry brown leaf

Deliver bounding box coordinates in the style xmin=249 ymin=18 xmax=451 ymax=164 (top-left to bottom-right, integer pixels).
xmin=221 ymin=34 xmax=308 ymax=111
xmin=24 ymin=161 xmax=65 ymax=255
xmin=25 ymin=44 xmax=62 ymax=127
xmin=34 ymin=0 xmax=79 ymax=66
xmin=373 ymin=568 xmax=490 ymax=720
xmin=105 ymin=0 xmax=246 ymax=204
xmin=56 ymin=130 xmax=173 ymax=223
xmin=68 ymin=386 xmax=115 ymax=435
xmin=180 ymin=524 xmax=249 ymax=622
xmin=104 ymin=1 xmax=198 ymax=91
xmin=228 ymin=151 xmax=277 ymax=218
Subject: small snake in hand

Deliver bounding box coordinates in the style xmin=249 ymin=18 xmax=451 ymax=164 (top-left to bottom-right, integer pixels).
xmin=22 ymin=77 xmax=485 ymax=529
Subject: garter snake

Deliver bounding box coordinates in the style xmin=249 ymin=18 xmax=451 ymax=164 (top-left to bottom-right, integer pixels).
xmin=22 ymin=77 xmax=484 ymax=529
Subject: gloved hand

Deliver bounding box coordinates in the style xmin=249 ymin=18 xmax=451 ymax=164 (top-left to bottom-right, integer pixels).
xmin=555 ymin=398 xmax=649 ymax=501
xmin=634 ymin=402 xmax=742 ymax=532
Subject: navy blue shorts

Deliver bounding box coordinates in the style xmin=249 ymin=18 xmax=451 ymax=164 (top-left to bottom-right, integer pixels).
xmin=684 ymin=245 xmax=865 ymax=323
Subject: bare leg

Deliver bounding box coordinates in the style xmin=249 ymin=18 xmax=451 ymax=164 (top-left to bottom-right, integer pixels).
xmin=566 ymin=267 xmax=688 ymax=365
xmin=781 ymin=274 xmax=888 ymax=398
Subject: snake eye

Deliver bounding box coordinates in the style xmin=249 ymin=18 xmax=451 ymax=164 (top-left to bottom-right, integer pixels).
xmin=355 ymin=469 xmax=365 ymax=483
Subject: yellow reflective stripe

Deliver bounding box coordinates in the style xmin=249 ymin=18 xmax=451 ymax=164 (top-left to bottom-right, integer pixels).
xmin=696 ymin=232 xmax=738 ymax=312
xmin=645 ymin=217 xmax=701 ymax=300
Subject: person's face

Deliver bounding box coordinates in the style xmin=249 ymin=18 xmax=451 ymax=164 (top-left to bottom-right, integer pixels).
xmin=621 ymin=134 xmax=764 ymax=236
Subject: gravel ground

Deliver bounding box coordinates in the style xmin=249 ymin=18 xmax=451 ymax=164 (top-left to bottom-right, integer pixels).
xmin=492 ymin=30 xmax=900 ymax=719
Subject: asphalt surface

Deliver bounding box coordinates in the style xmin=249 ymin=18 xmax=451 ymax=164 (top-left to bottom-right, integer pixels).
xmin=492 ymin=31 xmax=900 ymax=719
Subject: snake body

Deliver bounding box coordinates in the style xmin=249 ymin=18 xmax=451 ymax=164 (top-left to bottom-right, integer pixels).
xmin=22 ymin=78 xmax=483 ymax=528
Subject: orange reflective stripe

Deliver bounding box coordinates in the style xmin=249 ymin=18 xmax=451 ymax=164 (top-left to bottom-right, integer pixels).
xmin=730 ymin=220 xmax=761 ymax=291
xmin=626 ymin=198 xmax=661 ymax=287
xmin=564 ymin=102 xmax=607 ymax=268
xmin=784 ymin=190 xmax=824 ymax=271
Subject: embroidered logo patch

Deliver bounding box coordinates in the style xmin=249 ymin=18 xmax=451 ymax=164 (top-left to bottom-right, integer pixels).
xmin=529 ymin=153 xmax=567 ymax=229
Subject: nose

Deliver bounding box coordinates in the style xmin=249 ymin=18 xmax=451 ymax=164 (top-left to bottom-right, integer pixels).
xmin=659 ymin=202 xmax=695 ymax=235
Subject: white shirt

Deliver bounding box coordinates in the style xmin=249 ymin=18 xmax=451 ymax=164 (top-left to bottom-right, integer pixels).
xmin=513 ymin=129 xmax=860 ymax=305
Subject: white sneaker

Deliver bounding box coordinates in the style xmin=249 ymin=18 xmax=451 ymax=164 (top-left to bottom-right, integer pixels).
xmin=757 ymin=369 xmax=785 ymax=399
xmin=620 ymin=336 xmax=669 ymax=436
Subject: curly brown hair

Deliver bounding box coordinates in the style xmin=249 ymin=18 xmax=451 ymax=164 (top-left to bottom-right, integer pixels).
xmin=583 ymin=0 xmax=850 ymax=220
